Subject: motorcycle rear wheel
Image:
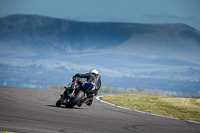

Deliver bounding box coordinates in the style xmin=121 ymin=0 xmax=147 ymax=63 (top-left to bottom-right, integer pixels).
xmin=67 ymin=90 xmax=85 ymax=108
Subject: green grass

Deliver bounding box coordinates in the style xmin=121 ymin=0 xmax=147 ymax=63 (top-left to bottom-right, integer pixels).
xmin=102 ymin=95 xmax=200 ymax=122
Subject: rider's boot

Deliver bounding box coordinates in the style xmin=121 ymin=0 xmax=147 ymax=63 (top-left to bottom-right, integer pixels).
xmin=86 ymin=95 xmax=93 ymax=106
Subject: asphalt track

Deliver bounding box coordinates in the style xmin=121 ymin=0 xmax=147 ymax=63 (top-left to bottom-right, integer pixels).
xmin=0 ymin=86 xmax=199 ymax=133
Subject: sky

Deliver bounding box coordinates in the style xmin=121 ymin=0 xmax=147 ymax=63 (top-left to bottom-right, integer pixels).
xmin=0 ymin=0 xmax=200 ymax=30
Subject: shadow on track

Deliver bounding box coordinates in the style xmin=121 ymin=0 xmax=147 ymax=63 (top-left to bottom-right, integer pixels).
xmin=46 ymin=105 xmax=84 ymax=109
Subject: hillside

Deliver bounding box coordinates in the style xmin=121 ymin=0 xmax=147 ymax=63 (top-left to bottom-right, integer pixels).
xmin=0 ymin=14 xmax=200 ymax=95
xmin=0 ymin=14 xmax=200 ymax=52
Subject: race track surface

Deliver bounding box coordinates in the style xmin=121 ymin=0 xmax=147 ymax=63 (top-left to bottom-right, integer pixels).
xmin=0 ymin=86 xmax=199 ymax=133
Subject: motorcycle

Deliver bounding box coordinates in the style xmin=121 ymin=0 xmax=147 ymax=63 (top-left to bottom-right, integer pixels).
xmin=56 ymin=81 xmax=95 ymax=108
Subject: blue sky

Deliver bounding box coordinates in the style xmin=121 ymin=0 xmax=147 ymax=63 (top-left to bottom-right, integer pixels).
xmin=0 ymin=0 xmax=200 ymax=29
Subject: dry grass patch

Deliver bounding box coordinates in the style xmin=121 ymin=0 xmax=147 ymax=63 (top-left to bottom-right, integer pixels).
xmin=102 ymin=95 xmax=200 ymax=122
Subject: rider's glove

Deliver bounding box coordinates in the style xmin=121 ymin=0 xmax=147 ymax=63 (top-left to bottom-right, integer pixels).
xmin=71 ymin=84 xmax=76 ymax=90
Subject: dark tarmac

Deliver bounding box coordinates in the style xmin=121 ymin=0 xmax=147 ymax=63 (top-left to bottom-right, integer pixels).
xmin=0 ymin=86 xmax=199 ymax=133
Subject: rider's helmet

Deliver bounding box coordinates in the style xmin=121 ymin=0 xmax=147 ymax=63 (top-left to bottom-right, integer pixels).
xmin=89 ymin=69 xmax=99 ymax=75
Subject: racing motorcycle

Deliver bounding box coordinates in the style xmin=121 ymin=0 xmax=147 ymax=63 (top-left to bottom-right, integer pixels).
xmin=56 ymin=82 xmax=95 ymax=108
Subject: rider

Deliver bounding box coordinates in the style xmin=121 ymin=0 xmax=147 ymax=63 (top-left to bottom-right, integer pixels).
xmin=71 ymin=69 xmax=101 ymax=106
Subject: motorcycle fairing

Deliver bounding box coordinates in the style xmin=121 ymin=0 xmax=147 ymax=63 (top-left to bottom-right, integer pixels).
xmin=81 ymin=82 xmax=95 ymax=93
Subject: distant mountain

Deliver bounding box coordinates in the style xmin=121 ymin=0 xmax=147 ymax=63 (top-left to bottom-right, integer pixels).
xmin=0 ymin=14 xmax=132 ymax=51
xmin=1 ymin=14 xmax=200 ymax=95
xmin=0 ymin=14 xmax=200 ymax=53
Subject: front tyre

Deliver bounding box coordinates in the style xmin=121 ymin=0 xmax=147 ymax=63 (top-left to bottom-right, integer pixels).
xmin=56 ymin=98 xmax=61 ymax=107
xmin=68 ymin=90 xmax=85 ymax=108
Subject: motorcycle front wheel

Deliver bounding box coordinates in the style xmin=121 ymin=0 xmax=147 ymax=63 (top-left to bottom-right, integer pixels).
xmin=56 ymin=98 xmax=61 ymax=107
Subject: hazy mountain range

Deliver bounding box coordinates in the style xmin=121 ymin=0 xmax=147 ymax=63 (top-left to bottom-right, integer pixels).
xmin=0 ymin=14 xmax=200 ymax=95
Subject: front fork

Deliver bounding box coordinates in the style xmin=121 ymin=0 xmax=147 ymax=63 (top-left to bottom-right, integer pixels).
xmin=61 ymin=88 xmax=76 ymax=105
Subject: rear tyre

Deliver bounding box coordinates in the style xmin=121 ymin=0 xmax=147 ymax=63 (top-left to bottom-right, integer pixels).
xmin=68 ymin=90 xmax=85 ymax=108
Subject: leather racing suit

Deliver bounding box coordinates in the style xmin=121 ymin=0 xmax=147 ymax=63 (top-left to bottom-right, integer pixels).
xmin=72 ymin=73 xmax=101 ymax=96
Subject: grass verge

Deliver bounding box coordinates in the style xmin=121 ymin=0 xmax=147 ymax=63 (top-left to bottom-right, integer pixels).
xmin=102 ymin=95 xmax=200 ymax=122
